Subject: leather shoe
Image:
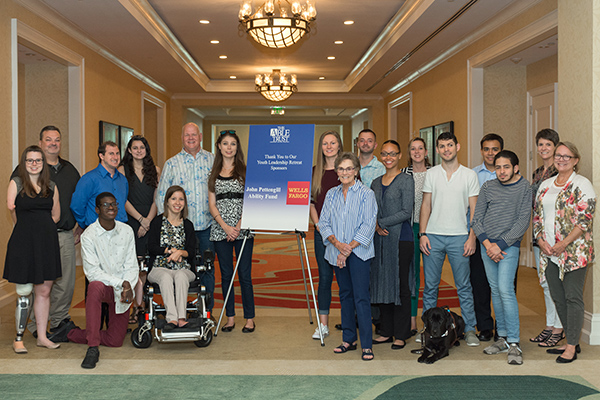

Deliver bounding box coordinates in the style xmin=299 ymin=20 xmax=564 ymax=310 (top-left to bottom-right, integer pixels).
xmin=373 ymin=337 xmax=393 ymax=344
xmin=547 ymin=344 xmax=581 ymax=355
xmin=221 ymin=324 xmax=235 ymax=332
xmin=391 ymin=342 xmax=406 ymax=350
xmin=48 ymin=320 xmax=77 ymax=343
xmin=242 ymin=323 xmax=255 ymax=333
xmin=556 ymin=352 xmax=577 ymax=363
xmin=477 ymin=330 xmax=494 ymax=342
xmin=81 ymin=346 xmax=100 ymax=369
xmin=335 ymin=324 xmax=342 ymax=331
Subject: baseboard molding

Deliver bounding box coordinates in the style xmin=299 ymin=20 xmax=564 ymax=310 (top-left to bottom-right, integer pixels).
xmin=582 ymin=311 xmax=600 ymax=345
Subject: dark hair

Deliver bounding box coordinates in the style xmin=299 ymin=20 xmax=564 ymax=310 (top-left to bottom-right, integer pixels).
xmin=382 ymin=139 xmax=401 ymax=152
xmin=119 ymin=135 xmax=158 ymax=188
xmin=358 ymin=129 xmax=376 ymax=140
xmin=480 ymin=133 xmax=504 ymax=150
xmin=407 ymin=137 xmax=431 ymax=168
xmin=436 ymin=131 xmax=458 ymax=146
xmin=312 ymin=130 xmax=343 ymax=198
xmin=208 ymin=131 xmax=246 ymax=192
xmin=95 ymin=192 xmax=116 ymax=208
xmin=18 ymin=145 xmax=52 ymax=198
xmin=98 ymin=141 xmax=119 ymax=157
xmin=163 ymin=185 xmax=188 ymax=219
xmin=535 ymin=128 xmax=560 ymax=146
xmin=494 ymin=150 xmax=519 ymax=167
xmin=39 ymin=125 xmax=61 ymax=140
xmin=334 ymin=152 xmax=361 ymax=173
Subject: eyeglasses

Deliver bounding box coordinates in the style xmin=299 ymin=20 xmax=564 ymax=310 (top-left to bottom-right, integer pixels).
xmin=25 ymin=159 xmax=43 ymax=165
xmin=100 ymin=202 xmax=118 ymax=209
xmin=220 ymin=130 xmax=236 ymax=135
xmin=380 ymin=152 xmax=399 ymax=158
xmin=336 ymin=167 xmax=356 ymax=173
xmin=554 ymin=154 xmax=574 ymax=161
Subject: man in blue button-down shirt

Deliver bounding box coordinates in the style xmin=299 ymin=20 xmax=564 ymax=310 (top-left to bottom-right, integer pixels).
xmin=71 ymin=141 xmax=129 ymax=229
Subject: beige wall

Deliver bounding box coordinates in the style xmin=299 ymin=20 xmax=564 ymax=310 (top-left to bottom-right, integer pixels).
xmin=527 ymin=54 xmax=558 ymax=91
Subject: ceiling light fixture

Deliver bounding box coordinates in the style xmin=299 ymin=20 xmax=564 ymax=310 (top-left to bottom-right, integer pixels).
xmin=210 ymin=40 xmax=220 ymax=44
xmin=239 ymin=0 xmax=317 ymax=49
xmin=255 ymin=69 xmax=297 ymax=102
xmin=199 ymin=20 xmax=210 ymax=24
xmin=344 ymin=20 xmax=354 ymax=25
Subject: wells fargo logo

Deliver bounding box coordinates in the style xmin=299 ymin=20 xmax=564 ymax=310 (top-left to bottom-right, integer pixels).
xmin=286 ymin=181 xmax=310 ymax=205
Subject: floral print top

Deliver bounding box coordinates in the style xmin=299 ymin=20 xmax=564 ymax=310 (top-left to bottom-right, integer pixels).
xmin=533 ymin=172 xmax=596 ymax=281
xmin=153 ymin=217 xmax=191 ymax=271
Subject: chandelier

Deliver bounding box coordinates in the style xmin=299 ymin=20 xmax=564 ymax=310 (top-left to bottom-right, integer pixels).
xmin=255 ymin=69 xmax=297 ymax=102
xmin=239 ymin=0 xmax=317 ymax=49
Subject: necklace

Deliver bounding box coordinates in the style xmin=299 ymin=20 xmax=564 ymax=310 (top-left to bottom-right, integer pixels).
xmin=555 ymin=176 xmax=569 ymax=186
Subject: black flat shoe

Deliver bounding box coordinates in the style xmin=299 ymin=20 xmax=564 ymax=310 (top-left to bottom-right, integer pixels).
xmin=163 ymin=322 xmax=177 ymax=332
xmin=477 ymin=330 xmax=494 ymax=342
xmin=81 ymin=346 xmax=99 ymax=369
xmin=410 ymin=329 xmax=418 ymax=337
xmin=547 ymin=344 xmax=581 ymax=355
xmin=242 ymin=323 xmax=255 ymax=333
xmin=391 ymin=342 xmax=406 ymax=350
xmin=373 ymin=337 xmax=393 ymax=344
xmin=556 ymin=352 xmax=577 ymax=363
xmin=221 ymin=324 xmax=235 ymax=332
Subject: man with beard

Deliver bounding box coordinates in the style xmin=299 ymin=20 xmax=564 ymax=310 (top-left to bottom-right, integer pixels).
xmin=357 ymin=129 xmax=385 ymax=188
xmin=471 ymin=150 xmax=531 ymax=365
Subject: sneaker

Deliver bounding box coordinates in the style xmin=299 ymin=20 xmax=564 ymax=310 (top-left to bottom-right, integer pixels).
xmin=507 ymin=343 xmax=523 ymax=365
xmin=312 ymin=325 xmax=329 ymax=340
xmin=483 ymin=338 xmax=509 ymax=355
xmin=464 ymin=330 xmax=480 ymax=346
xmin=81 ymin=346 xmax=100 ymax=369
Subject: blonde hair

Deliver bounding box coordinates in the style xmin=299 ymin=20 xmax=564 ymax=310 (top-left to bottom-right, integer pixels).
xmin=555 ymin=141 xmax=580 ymax=173
xmin=311 ymin=131 xmax=342 ymax=198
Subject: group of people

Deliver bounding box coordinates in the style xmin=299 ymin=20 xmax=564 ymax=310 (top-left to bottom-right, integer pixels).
xmin=3 ymin=122 xmax=595 ymax=367
xmin=4 ymin=123 xmax=255 ymax=368
xmin=310 ymin=128 xmax=595 ymax=364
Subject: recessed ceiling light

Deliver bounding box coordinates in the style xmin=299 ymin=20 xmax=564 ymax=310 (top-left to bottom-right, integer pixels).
xmin=319 ymin=76 xmax=325 ymax=80
xmin=327 ymin=56 xmax=335 ymax=60
xmin=219 ymin=55 xmax=227 ymax=59
xmin=199 ymin=20 xmax=210 ymax=24
xmin=229 ymin=76 xmax=237 ymax=79
xmin=334 ymin=41 xmax=343 ymax=45
xmin=344 ymin=20 xmax=354 ymax=25
xmin=210 ymin=40 xmax=220 ymax=44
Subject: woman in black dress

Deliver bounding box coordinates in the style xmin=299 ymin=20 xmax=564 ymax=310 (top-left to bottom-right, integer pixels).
xmin=4 ymin=145 xmax=61 ymax=353
xmin=118 ymin=135 xmax=160 ymax=323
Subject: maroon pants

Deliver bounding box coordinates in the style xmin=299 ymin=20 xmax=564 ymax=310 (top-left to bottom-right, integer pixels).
xmin=68 ymin=281 xmax=129 ymax=347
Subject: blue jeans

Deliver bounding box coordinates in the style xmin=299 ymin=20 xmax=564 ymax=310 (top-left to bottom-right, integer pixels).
xmin=214 ymin=238 xmax=255 ymax=319
xmin=422 ymin=234 xmax=477 ymax=332
xmin=314 ymin=230 xmax=333 ymax=315
xmin=334 ymin=253 xmax=373 ymax=349
xmin=481 ymin=244 xmax=521 ymax=343
xmin=196 ymin=228 xmax=215 ymax=311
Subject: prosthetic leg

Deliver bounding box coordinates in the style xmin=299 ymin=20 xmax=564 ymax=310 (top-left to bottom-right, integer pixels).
xmin=14 ymin=284 xmax=33 ymax=354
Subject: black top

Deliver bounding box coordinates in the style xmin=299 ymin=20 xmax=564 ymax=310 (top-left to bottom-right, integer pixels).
xmin=11 ymin=157 xmax=80 ymax=231
xmin=147 ymin=214 xmax=196 ymax=272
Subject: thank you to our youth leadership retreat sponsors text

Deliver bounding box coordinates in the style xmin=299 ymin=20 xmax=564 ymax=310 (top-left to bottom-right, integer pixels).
xmin=256 ymin=153 xmax=303 ymax=171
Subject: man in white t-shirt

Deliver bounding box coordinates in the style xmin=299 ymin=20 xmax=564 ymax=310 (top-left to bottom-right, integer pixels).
xmin=419 ymin=132 xmax=480 ymax=346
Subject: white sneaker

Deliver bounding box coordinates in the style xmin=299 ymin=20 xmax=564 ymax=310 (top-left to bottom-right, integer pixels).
xmin=312 ymin=325 xmax=329 ymax=340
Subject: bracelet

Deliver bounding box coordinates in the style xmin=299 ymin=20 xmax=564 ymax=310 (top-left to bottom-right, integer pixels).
xmin=138 ymin=216 xmax=144 ymax=224
xmin=123 ymin=288 xmax=132 ymax=292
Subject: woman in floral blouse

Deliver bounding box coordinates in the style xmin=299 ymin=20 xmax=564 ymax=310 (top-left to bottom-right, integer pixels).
xmin=147 ymin=185 xmax=197 ymax=331
xmin=533 ymin=142 xmax=596 ymax=363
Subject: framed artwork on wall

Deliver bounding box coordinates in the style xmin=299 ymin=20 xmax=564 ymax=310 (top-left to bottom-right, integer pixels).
xmin=433 ymin=121 xmax=454 ymax=166
xmin=99 ymin=121 xmax=135 ymax=156
xmin=419 ymin=126 xmax=434 ymax=166
xmin=119 ymin=126 xmax=134 ymax=155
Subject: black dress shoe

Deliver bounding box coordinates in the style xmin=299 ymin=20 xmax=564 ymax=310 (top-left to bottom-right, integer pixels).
xmin=547 ymin=344 xmax=581 ymax=355
xmin=242 ymin=323 xmax=255 ymax=333
xmin=556 ymin=352 xmax=577 ymax=363
xmin=81 ymin=346 xmax=100 ymax=369
xmin=48 ymin=321 xmax=77 ymax=343
xmin=477 ymin=330 xmax=494 ymax=342
xmin=335 ymin=324 xmax=343 ymax=331
xmin=373 ymin=337 xmax=393 ymax=344
xmin=221 ymin=324 xmax=235 ymax=332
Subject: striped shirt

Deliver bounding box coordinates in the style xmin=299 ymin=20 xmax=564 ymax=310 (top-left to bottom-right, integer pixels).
xmin=471 ymin=176 xmax=532 ymax=250
xmin=156 ymin=149 xmax=215 ymax=230
xmin=318 ymin=180 xmax=378 ymax=264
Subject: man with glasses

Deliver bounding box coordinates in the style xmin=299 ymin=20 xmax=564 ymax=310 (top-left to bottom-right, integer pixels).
xmin=71 ymin=141 xmax=129 ymax=229
xmin=59 ymin=192 xmax=139 ymax=369
xmin=157 ymin=122 xmax=215 ymax=309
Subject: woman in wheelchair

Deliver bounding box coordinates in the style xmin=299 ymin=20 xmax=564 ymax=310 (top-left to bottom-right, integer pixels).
xmin=147 ymin=185 xmax=197 ymax=331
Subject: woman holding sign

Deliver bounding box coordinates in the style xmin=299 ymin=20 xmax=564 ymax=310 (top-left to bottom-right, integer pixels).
xmin=208 ymin=130 xmax=255 ymax=333
xmin=309 ymin=130 xmax=342 ymax=340
xmin=319 ymin=152 xmax=377 ymax=361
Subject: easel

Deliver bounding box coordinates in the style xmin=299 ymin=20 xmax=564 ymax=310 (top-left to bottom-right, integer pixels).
xmin=213 ymin=229 xmax=325 ymax=346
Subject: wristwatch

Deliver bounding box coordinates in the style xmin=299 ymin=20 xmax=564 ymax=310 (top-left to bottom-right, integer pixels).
xmin=418 ymin=233 xmax=427 ymax=238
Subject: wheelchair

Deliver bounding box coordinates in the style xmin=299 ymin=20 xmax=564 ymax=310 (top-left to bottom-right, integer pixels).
xmin=131 ymin=249 xmax=216 ymax=348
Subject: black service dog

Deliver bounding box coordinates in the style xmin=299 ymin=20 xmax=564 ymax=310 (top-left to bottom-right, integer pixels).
xmin=417 ymin=306 xmax=465 ymax=364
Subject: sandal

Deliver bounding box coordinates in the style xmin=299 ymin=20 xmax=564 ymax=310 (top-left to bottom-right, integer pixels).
xmin=362 ymin=348 xmax=374 ymax=361
xmin=530 ymin=328 xmax=552 ymax=343
xmin=128 ymin=306 xmax=142 ymax=324
xmin=333 ymin=342 xmax=357 ymax=354
xmin=538 ymin=331 xmax=565 ymax=348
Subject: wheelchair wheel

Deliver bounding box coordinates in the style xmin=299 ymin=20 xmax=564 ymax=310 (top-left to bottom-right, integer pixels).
xmin=194 ymin=330 xmax=213 ymax=348
xmin=131 ymin=327 xmax=152 ymax=348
